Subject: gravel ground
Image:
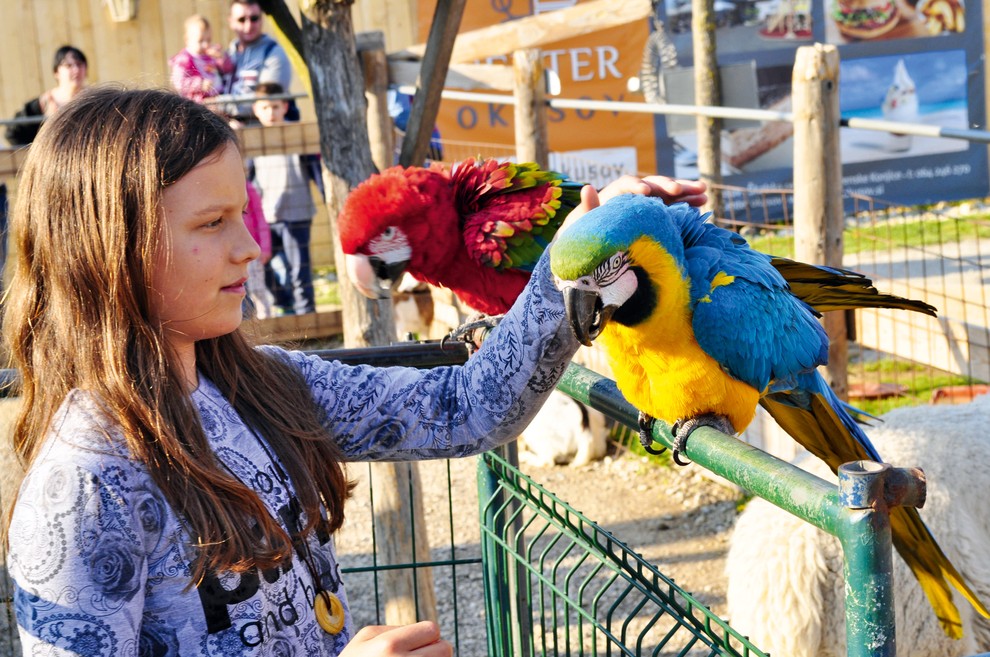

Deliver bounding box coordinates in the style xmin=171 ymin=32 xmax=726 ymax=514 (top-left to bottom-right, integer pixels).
xmin=335 ymin=444 xmax=744 ymax=655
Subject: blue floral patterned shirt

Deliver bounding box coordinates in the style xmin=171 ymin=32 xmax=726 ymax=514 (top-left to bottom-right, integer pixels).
xmin=8 ymin=255 xmax=578 ymax=656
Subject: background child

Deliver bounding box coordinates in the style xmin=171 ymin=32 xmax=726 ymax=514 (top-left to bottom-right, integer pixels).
xmin=248 ymin=81 xmax=321 ymax=316
xmin=169 ymin=14 xmax=233 ymax=105
xmin=244 ymin=180 xmax=274 ymax=318
xmin=5 ymin=45 xmax=88 ymax=146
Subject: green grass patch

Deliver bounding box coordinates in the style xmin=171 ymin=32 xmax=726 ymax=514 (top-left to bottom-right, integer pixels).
xmin=843 ymin=218 xmax=990 ymax=255
xmin=745 ymin=233 xmax=794 ymax=257
xmin=851 ymin=357 xmax=984 ymax=416
xmin=745 ymin=216 xmax=990 ymax=258
xmin=313 ymin=266 xmax=340 ymax=307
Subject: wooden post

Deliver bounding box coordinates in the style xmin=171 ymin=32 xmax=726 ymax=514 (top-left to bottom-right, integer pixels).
xmin=792 ymin=44 xmax=848 ymax=400
xmin=692 ymin=0 xmax=723 ymax=216
xmin=513 ymin=49 xmax=549 ymax=168
xmin=298 ymin=3 xmax=437 ymax=626
xmin=398 ymin=0 xmax=468 ymax=167
xmin=359 ymin=31 xmax=394 ymax=172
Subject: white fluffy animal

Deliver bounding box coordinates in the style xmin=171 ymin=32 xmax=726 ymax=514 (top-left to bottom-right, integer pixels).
xmin=519 ymin=390 xmax=608 ymax=467
xmin=726 ymin=394 xmax=990 ymax=657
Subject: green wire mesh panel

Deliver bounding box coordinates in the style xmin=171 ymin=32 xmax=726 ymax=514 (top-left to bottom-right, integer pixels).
xmin=478 ymin=450 xmax=768 ymax=657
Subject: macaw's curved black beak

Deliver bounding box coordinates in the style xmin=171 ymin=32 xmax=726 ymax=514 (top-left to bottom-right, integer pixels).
xmin=562 ymin=286 xmax=615 ymax=347
xmin=369 ymin=256 xmax=409 ymax=293
xmin=345 ymin=253 xmax=409 ymax=300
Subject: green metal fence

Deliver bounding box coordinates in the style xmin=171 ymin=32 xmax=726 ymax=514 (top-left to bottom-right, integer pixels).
xmin=478 ymin=449 xmax=766 ymax=656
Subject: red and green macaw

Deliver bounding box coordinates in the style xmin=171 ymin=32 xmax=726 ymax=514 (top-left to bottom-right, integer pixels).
xmin=337 ymin=157 xmax=583 ymax=315
xmin=549 ymin=193 xmax=988 ymax=639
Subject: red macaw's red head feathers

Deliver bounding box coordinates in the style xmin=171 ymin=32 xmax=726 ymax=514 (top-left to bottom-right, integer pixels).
xmin=337 ymin=165 xmax=455 ymax=258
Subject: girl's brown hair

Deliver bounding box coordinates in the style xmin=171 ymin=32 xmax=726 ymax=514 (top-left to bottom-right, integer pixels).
xmin=3 ymin=86 xmax=350 ymax=579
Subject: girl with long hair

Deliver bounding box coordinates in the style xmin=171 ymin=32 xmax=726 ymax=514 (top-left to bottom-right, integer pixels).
xmin=3 ymin=86 xmax=704 ymax=656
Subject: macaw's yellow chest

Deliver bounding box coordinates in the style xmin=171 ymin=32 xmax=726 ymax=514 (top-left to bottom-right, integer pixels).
xmin=599 ymin=314 xmax=760 ymax=434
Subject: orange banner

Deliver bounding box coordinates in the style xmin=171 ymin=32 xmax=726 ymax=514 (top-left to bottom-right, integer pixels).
xmin=417 ymin=1 xmax=656 ymax=187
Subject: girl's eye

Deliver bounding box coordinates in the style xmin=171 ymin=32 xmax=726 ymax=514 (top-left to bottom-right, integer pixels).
xmin=205 ymin=217 xmax=223 ymax=228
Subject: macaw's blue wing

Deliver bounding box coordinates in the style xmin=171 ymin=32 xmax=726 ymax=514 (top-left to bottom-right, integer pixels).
xmin=760 ymin=371 xmax=990 ymax=638
xmin=684 ymin=235 xmax=829 ymax=395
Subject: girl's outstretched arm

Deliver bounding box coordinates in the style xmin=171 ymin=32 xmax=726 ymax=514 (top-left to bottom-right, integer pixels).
xmin=282 ymin=174 xmax=703 ymax=462
xmin=280 ymin=247 xmax=579 ymax=461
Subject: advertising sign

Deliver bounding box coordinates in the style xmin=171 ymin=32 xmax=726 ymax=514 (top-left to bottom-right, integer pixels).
xmin=416 ymin=1 xmax=656 ymax=189
xmin=653 ymin=0 xmax=987 ymax=210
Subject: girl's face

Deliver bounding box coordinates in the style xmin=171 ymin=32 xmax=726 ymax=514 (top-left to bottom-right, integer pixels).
xmin=152 ymin=143 xmax=260 ymax=356
xmin=55 ymin=54 xmax=86 ymax=87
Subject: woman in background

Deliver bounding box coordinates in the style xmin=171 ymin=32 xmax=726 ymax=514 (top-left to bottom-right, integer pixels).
xmin=5 ymin=45 xmax=88 ymax=147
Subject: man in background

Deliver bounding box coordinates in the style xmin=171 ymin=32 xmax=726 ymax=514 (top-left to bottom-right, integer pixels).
xmin=226 ymin=0 xmax=295 ymax=123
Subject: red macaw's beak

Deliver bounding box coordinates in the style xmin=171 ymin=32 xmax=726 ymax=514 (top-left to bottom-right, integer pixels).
xmin=561 ymin=284 xmax=615 ymax=347
xmin=344 ymin=253 xmax=410 ymax=300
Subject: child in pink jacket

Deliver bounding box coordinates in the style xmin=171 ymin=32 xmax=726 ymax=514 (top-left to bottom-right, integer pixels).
xmin=244 ymin=181 xmax=273 ymax=318
xmin=169 ymin=15 xmax=234 ymax=105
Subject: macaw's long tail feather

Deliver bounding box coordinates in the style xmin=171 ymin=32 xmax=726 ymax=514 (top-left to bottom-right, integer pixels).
xmin=760 ymin=372 xmax=990 ymax=637
xmin=891 ymin=506 xmax=990 ymax=638
xmin=770 ymin=257 xmax=938 ymax=317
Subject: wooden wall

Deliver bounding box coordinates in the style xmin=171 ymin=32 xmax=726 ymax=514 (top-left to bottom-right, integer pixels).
xmin=1 ymin=0 xmax=220 ymax=118
xmin=0 ymin=0 xmax=416 ymax=120
xmin=0 ymin=0 xmax=415 ymax=271
xmin=351 ymin=0 xmax=418 ymax=51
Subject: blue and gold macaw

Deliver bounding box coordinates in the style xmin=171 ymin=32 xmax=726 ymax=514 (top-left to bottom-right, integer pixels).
xmin=549 ymin=194 xmax=988 ymax=638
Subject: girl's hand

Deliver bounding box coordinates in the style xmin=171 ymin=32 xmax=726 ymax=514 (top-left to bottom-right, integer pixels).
xmin=340 ymin=621 xmax=452 ymax=656
xmin=558 ymin=175 xmax=708 ymax=237
xmin=593 ymin=175 xmax=708 ymax=209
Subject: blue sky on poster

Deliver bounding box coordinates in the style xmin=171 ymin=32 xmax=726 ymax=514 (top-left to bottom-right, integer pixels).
xmin=840 ymin=50 xmax=967 ymax=114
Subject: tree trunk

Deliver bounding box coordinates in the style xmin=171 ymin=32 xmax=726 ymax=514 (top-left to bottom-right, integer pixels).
xmin=691 ymin=0 xmax=723 ymax=217
xmin=514 ymin=49 xmax=549 ymax=169
xmin=298 ymin=2 xmax=392 ymax=346
xmin=297 ymin=1 xmax=437 ymax=626
xmin=359 ymin=31 xmax=395 ymax=173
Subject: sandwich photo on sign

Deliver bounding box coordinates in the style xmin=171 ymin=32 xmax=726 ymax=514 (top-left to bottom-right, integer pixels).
xmin=826 ymin=0 xmax=965 ymax=42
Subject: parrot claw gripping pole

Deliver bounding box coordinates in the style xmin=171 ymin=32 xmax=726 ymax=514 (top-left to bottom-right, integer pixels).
xmin=637 ymin=412 xmax=668 ymax=457
xmin=442 ymin=313 xmax=506 ymax=352
xmin=670 ymin=414 xmax=736 ymax=467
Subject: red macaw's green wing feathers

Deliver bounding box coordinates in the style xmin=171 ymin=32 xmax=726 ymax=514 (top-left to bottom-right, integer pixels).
xmin=451 ymin=158 xmax=583 ymax=271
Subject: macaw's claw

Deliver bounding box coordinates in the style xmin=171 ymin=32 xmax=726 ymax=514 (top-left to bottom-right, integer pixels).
xmin=638 ymin=412 xmax=668 ymax=456
xmin=442 ymin=313 xmax=506 ymax=352
xmin=670 ymin=413 xmax=735 ymax=466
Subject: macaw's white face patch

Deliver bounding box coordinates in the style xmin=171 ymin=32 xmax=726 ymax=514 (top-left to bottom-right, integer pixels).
xmin=369 ymin=226 xmax=412 ymax=264
xmin=596 ymin=252 xmax=639 ymax=308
